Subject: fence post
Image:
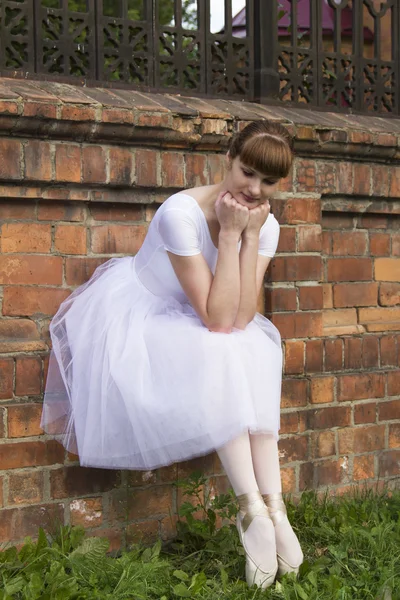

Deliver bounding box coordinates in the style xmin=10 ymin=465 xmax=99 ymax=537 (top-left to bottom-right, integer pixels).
xmin=252 ymin=0 xmax=280 ymax=103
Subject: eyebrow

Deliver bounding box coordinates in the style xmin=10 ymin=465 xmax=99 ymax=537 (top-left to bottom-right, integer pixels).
xmin=241 ymin=164 xmax=278 ymax=181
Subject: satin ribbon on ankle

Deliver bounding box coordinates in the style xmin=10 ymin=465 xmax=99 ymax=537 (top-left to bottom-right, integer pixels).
xmin=262 ymin=493 xmax=287 ymax=526
xmin=237 ymin=491 xmax=270 ymax=533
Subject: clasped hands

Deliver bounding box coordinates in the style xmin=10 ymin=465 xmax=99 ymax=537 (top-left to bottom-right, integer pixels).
xmin=215 ymin=191 xmax=270 ymax=241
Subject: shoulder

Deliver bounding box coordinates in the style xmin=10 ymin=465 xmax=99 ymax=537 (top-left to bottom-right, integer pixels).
xmin=260 ymin=212 xmax=280 ymax=235
xmin=158 ymin=193 xmax=199 ymax=216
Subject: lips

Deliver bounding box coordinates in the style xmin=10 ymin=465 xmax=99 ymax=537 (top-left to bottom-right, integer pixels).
xmin=242 ymin=193 xmax=258 ymax=203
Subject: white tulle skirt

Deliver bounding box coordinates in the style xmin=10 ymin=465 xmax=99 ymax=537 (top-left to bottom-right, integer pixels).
xmin=41 ymin=257 xmax=283 ymax=470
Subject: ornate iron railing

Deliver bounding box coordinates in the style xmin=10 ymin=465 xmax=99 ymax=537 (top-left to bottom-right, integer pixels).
xmin=0 ymin=0 xmax=399 ymax=115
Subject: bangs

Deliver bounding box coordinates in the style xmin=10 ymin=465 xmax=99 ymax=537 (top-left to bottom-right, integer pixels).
xmin=238 ymin=134 xmax=293 ymax=179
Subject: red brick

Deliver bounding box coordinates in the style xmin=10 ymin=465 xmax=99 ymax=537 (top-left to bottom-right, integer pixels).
xmin=277 ymin=227 xmax=296 ymax=252
xmin=359 ymin=214 xmax=388 ymax=229
xmin=90 ymin=203 xmax=143 ymax=221
xmin=65 ymin=257 xmax=108 ymax=285
xmin=0 ymin=199 xmax=35 ymax=219
xmin=322 ymin=284 xmax=333 ymax=308
xmin=281 ymin=379 xmax=308 ymax=408
xmin=389 ymin=424 xmax=400 ymax=449
xmin=14 ymin=503 xmax=65 ymax=539
xmin=389 ymin=167 xmax=400 ymax=197
xmin=305 ymin=339 xmax=323 ymax=373
xmin=23 ymin=101 xmax=58 ymax=119
xmin=375 ymin=258 xmax=400 ymax=283
xmin=276 ymin=169 xmax=293 ymax=192
xmin=310 ymin=431 xmax=336 ymax=458
xmin=70 ymin=497 xmax=103 ymax=528
xmin=270 ymin=256 xmax=322 ymax=281
xmin=315 ymin=460 xmax=344 ymax=486
xmin=0 ymin=440 xmax=63 ymax=469
xmin=362 ymin=336 xmax=379 ymax=368
xmin=338 ymin=373 xmax=385 ymax=401
xmin=82 ymin=146 xmax=106 ymax=184
xmin=353 ymin=455 xmax=375 ymax=480
xmin=331 ymin=231 xmax=368 ymax=256
xmin=135 ymin=150 xmax=159 ymax=187
xmin=337 ymin=162 xmax=353 ymax=194
xmin=379 ymin=450 xmax=400 ymax=477
xmin=318 ymin=162 xmax=337 ymax=193
xmin=379 ymin=283 xmax=400 ymax=307
xmin=273 ymin=198 xmax=320 ymax=225
xmin=102 ymin=107 xmax=133 ymax=124
xmin=344 ymin=338 xmax=362 ymax=369
xmin=324 ymin=339 xmax=342 ymax=371
xmin=380 ymin=336 xmax=397 ymax=366
xmin=353 ymin=163 xmax=371 ymax=195
xmin=55 ymin=144 xmax=81 ymax=183
xmin=264 ymin=287 xmax=297 ymax=312
xmin=299 ymin=462 xmax=314 ymax=490
xmin=0 ymin=255 xmax=62 ymax=285
xmin=109 ymin=147 xmax=134 ymax=185
xmin=296 ymin=159 xmax=316 ymax=191
xmin=137 ymin=112 xmax=171 ymax=128
xmin=379 ymin=399 xmax=400 ymax=421
xmin=354 ymin=402 xmax=377 ymax=424
xmin=7 ymin=403 xmax=43 ymax=436
xmin=61 ymin=105 xmax=96 ymax=121
xmin=349 ymin=130 xmax=373 ymax=144
xmin=0 ymin=319 xmax=46 ymax=353
xmin=207 ymin=154 xmax=226 ymax=184
xmin=0 ymin=359 xmax=14 ymax=400
xmin=392 ymin=233 xmax=400 ymax=256
xmin=297 ymin=225 xmax=322 ymax=252
xmin=370 ymin=232 xmax=390 ymax=256
xmin=185 ymin=154 xmax=207 ymax=187
xmin=278 ymin=436 xmax=308 ymax=463
xmin=3 ymin=286 xmax=70 ymax=317
xmin=1 ymin=223 xmax=51 ymax=253
xmin=388 ymin=371 xmax=400 ymax=396
xmin=50 ymin=466 xmax=119 ymax=499
xmin=322 ymin=213 xmax=354 ymax=229
xmin=327 ymin=258 xmax=372 ymax=282
xmin=54 ymin=225 xmax=87 ymax=255
xmin=128 ymin=486 xmax=173 ymax=520
xmin=0 ymin=139 xmax=22 ymax=179
xmin=8 ymin=471 xmax=44 ymax=505
xmin=298 ymin=286 xmax=323 ymax=310
xmin=91 ymin=224 xmax=147 ymax=254
xmin=323 ymin=308 xmax=357 ymax=330
xmin=338 ymin=425 xmax=385 ymax=453
xmin=24 ymin=140 xmax=52 ymax=181
xmin=371 ymin=165 xmax=390 ymax=197
xmin=333 ymin=282 xmax=378 ymax=307
xmin=281 ymin=467 xmax=296 ymax=493
xmin=322 ymin=231 xmax=331 ymax=254
xmin=0 ymin=100 xmax=18 ymax=115
xmin=37 ymin=201 xmax=84 ymax=221
xmin=376 ymin=133 xmax=397 ymax=146
xmin=280 ymin=412 xmax=299 ymax=434
xmin=15 ymin=358 xmax=42 ymax=396
xmin=161 ymin=153 xmax=185 ymax=188
xmin=284 ymin=340 xmax=304 ymax=374
xmin=271 ymin=312 xmax=322 ymax=338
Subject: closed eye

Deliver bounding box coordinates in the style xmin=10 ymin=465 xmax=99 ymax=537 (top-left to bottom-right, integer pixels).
xmin=264 ymin=179 xmax=278 ymax=185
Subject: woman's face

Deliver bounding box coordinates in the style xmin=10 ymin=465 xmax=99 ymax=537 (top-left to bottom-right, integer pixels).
xmin=224 ymin=156 xmax=280 ymax=209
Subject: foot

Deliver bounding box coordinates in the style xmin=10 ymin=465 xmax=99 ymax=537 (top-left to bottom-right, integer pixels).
xmin=263 ymin=493 xmax=303 ymax=577
xmin=236 ymin=491 xmax=278 ymax=589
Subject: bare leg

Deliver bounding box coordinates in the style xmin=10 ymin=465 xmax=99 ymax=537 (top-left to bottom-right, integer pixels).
xmin=250 ymin=433 xmax=303 ymax=574
xmin=217 ymin=431 xmax=277 ymax=580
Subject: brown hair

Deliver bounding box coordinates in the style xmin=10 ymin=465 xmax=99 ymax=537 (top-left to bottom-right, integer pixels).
xmin=229 ymin=120 xmax=294 ymax=179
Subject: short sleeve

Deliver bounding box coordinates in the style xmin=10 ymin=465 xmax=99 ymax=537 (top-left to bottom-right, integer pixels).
xmin=158 ymin=208 xmax=202 ymax=256
xmin=258 ymin=213 xmax=280 ymax=258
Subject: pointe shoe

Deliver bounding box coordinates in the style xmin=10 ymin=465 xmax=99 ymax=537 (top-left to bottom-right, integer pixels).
xmin=236 ymin=491 xmax=278 ymax=589
xmin=262 ymin=493 xmax=303 ymax=577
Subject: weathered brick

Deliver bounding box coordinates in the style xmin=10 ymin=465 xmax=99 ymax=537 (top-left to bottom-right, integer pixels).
xmin=280 ymin=467 xmax=296 ymax=493
xmin=109 ymin=147 xmax=133 ymax=185
xmin=271 ymin=312 xmax=322 ymax=338
xmin=380 ymin=336 xmax=397 ymax=366
xmin=278 ymin=436 xmax=308 ymax=463
xmin=379 ymin=450 xmax=400 ymax=477
xmin=23 ymin=102 xmax=58 ymax=119
xmin=91 ymin=224 xmax=147 ymax=254
xmin=354 ymin=402 xmax=377 ymax=424
xmin=82 ymin=146 xmax=106 ymax=184
xmin=360 ymin=214 xmax=388 ymax=229
xmin=0 ymin=199 xmax=35 ymax=219
xmin=7 ymin=403 xmax=43 ymax=438
xmin=317 ymin=162 xmax=337 ymax=193
xmin=135 ymin=149 xmax=159 ymax=187
xmin=65 ymin=257 xmax=108 ymax=285
xmin=161 ymin=153 xmax=185 ymax=188
xmin=298 ymin=286 xmax=323 ymax=310
xmin=353 ymin=163 xmax=371 ymax=195
xmin=185 ymin=154 xmax=207 ymax=187
xmin=333 ymin=282 xmax=378 ymax=307
xmin=15 ymin=358 xmax=42 ymax=396
xmin=297 ymin=225 xmax=322 ymax=252
xmin=379 ymin=283 xmax=400 ymax=307
xmin=338 ymin=425 xmax=385 ymax=453
xmin=270 ymin=256 xmax=322 ymax=281
xmin=370 ymin=232 xmax=390 ymax=256
xmin=0 ymin=255 xmax=62 ymax=285
xmin=90 ymin=203 xmax=142 ymax=221
xmin=322 ymin=231 xmax=331 ymax=255
xmin=310 ymin=431 xmax=336 ymax=458
xmin=3 ymin=286 xmax=70 ymax=317
xmin=296 ymin=159 xmax=316 ymax=191
xmin=70 ymin=498 xmax=103 ymax=528
xmin=392 ymin=233 xmax=400 ymax=256
xmin=389 ymin=424 xmax=400 ymax=449
xmin=0 ymin=319 xmax=46 ymax=353
xmin=322 ymin=212 xmax=354 ymax=229
xmin=362 ymin=336 xmax=379 ymax=368
xmin=331 ymin=231 xmax=368 ymax=256
xmin=7 ymin=471 xmax=44 ymax=505
xmin=61 ymin=105 xmax=96 ymax=122
xmin=338 ymin=373 xmax=385 ymax=401
xmin=359 ymin=307 xmax=400 ymax=327
xmin=0 ymin=359 xmax=14 ymax=400
xmin=280 ymin=412 xmax=299 ymax=434
xmin=1 ymin=223 xmax=51 ymax=253
xmin=375 ymin=258 xmax=400 ymax=282
xmin=337 ymin=162 xmax=353 ymax=194
xmin=353 ymin=455 xmax=375 ymax=481
xmin=378 ymin=399 xmax=400 ymax=421
xmin=54 ymin=225 xmax=87 ymax=255
xmin=0 ymin=139 xmax=22 ymax=179
xmin=324 ymin=339 xmax=342 ymax=371
xmin=0 ymin=440 xmax=64 ymax=470
xmin=323 ymin=308 xmax=357 ymax=329
xmin=55 ymin=144 xmax=81 ymax=183
xmin=37 ymin=201 xmax=84 ymax=222
xmin=14 ymin=503 xmax=65 ymax=539
xmin=264 ymin=287 xmax=297 ymax=312
xmin=128 ymin=486 xmax=173 ymax=520
xmin=284 ymin=340 xmax=304 ymax=374
xmin=273 ymin=198 xmax=320 ymax=225
xmin=371 ymin=165 xmax=390 ymax=197
xmin=387 ymin=371 xmax=400 ymax=396
xmin=344 ymin=338 xmax=362 ymax=369
xmin=316 ymin=460 xmax=345 ymax=486
xmin=305 ymin=339 xmax=323 ymax=373
xmin=277 ymin=227 xmax=296 ymax=252
xmin=389 ymin=167 xmax=400 ymax=197
xmin=322 ymin=284 xmax=333 ymax=308
xmin=24 ymin=140 xmax=52 ymax=181
xmin=50 ymin=466 xmax=119 ymax=499
xmin=281 ymin=379 xmax=308 ymax=408
xmin=207 ymin=154 xmax=226 ymax=184
xmin=327 ymin=258 xmax=373 ymax=282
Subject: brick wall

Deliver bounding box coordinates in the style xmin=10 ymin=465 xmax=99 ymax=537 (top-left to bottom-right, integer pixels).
xmin=0 ymin=79 xmax=399 ymax=547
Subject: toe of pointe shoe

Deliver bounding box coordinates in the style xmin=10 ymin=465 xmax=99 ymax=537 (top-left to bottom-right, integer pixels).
xmin=246 ymin=561 xmax=278 ymax=589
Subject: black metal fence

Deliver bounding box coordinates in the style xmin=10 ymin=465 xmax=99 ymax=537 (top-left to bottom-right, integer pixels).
xmin=0 ymin=0 xmax=399 ymax=115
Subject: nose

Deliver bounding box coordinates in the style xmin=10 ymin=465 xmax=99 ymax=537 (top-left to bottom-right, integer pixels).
xmin=249 ymin=180 xmax=261 ymax=198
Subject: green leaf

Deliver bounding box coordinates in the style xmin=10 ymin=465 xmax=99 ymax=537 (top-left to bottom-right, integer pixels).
xmin=173 ymin=583 xmax=191 ymax=597
xmin=173 ymin=570 xmax=189 ymax=581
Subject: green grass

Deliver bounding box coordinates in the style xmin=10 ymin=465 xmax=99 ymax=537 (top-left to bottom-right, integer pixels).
xmin=1 ymin=473 xmax=399 ymax=599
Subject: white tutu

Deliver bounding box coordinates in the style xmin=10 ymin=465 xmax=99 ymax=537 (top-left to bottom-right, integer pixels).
xmin=42 ymin=193 xmax=283 ymax=470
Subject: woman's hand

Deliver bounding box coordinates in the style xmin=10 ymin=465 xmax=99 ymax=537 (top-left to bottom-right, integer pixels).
xmin=243 ymin=200 xmax=270 ymax=241
xmin=215 ymin=192 xmax=249 ymax=236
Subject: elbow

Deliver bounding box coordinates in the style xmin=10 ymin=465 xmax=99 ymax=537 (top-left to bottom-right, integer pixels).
xmin=206 ymin=319 xmax=234 ymax=334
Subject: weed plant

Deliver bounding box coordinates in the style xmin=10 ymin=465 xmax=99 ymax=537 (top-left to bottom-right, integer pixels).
xmin=0 ymin=472 xmax=399 ymax=599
